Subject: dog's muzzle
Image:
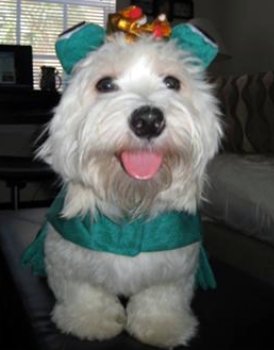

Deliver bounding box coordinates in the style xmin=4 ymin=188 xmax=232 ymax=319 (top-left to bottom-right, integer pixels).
xmin=129 ymin=106 xmax=166 ymax=139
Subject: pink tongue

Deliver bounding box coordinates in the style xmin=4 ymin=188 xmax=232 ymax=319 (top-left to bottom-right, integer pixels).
xmin=120 ymin=151 xmax=163 ymax=180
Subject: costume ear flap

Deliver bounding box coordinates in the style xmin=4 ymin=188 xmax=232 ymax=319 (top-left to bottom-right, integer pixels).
xmin=171 ymin=23 xmax=218 ymax=68
xmin=55 ymin=22 xmax=106 ymax=74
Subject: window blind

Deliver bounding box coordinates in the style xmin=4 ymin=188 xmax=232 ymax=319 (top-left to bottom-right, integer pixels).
xmin=0 ymin=0 xmax=116 ymax=89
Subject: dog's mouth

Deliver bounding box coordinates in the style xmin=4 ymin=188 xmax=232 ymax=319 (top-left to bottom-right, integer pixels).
xmin=119 ymin=150 xmax=163 ymax=180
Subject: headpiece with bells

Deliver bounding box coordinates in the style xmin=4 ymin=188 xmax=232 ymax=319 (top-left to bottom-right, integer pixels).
xmin=56 ymin=6 xmax=218 ymax=75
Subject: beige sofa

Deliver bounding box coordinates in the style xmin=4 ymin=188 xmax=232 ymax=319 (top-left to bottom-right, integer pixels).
xmin=202 ymin=71 xmax=274 ymax=286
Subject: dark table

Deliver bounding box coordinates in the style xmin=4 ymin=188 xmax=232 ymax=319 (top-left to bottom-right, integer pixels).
xmin=0 ymin=208 xmax=274 ymax=350
xmin=0 ymin=90 xmax=60 ymax=209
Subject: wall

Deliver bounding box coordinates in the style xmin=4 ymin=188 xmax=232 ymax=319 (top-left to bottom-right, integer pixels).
xmin=117 ymin=0 xmax=130 ymax=10
xmin=118 ymin=1 xmax=274 ymax=75
xmin=194 ymin=0 xmax=274 ymax=75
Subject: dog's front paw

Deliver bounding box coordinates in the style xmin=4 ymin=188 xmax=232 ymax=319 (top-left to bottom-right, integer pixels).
xmin=126 ymin=286 xmax=198 ymax=348
xmin=52 ymin=287 xmax=126 ymax=341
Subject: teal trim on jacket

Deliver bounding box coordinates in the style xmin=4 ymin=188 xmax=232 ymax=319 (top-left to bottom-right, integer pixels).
xmin=22 ymin=190 xmax=216 ymax=289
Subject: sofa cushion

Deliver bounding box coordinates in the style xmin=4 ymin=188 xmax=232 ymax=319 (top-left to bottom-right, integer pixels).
xmin=203 ymin=153 xmax=274 ymax=246
xmin=214 ymin=71 xmax=274 ymax=153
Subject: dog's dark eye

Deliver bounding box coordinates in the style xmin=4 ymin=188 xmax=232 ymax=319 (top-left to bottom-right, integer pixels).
xmin=163 ymin=76 xmax=181 ymax=91
xmin=96 ymin=77 xmax=118 ymax=93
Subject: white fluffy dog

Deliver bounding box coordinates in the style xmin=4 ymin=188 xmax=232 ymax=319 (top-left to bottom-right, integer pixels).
xmin=26 ymin=29 xmax=222 ymax=348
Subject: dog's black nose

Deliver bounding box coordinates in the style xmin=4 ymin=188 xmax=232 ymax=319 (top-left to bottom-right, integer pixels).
xmin=130 ymin=106 xmax=166 ymax=139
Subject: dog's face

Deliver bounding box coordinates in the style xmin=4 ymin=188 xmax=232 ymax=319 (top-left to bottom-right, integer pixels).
xmin=40 ymin=35 xmax=222 ymax=218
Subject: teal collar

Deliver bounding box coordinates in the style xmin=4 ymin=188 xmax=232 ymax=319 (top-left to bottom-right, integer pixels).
xmin=22 ymin=190 xmax=216 ymax=289
xmin=47 ymin=190 xmax=201 ymax=256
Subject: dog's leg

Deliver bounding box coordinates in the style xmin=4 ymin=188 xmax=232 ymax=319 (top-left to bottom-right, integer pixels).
xmin=51 ymin=280 xmax=126 ymax=340
xmin=126 ymin=283 xmax=198 ymax=348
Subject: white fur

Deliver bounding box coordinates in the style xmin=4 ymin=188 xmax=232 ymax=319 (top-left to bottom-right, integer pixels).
xmin=38 ymin=34 xmax=222 ymax=347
